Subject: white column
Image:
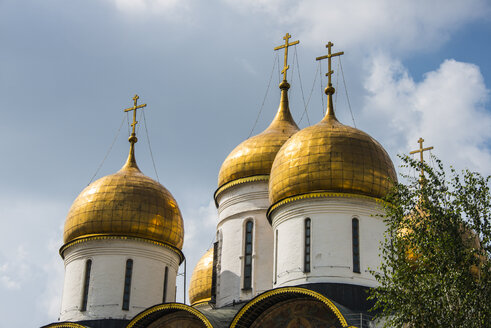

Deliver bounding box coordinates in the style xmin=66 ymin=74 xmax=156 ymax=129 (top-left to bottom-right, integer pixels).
xmin=215 ymin=181 xmax=273 ymax=307
xmin=59 ymin=238 xmax=181 ymax=322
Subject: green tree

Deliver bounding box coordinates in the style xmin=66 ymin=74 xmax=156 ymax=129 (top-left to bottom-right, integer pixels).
xmin=371 ymin=155 xmax=491 ymax=328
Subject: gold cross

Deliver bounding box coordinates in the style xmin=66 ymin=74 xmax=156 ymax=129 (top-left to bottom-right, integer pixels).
xmin=274 ymin=33 xmax=300 ymax=82
xmin=409 ymin=137 xmax=434 ymax=178
xmin=316 ymin=42 xmax=344 ymax=87
xmin=124 ymin=94 xmax=147 ymax=143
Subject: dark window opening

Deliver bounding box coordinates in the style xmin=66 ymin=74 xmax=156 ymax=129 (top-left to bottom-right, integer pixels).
xmin=243 ymin=220 xmax=253 ymax=290
xmin=162 ymin=266 xmax=168 ymax=303
xmin=352 ymin=218 xmax=360 ymax=273
xmin=122 ymin=259 xmax=133 ymax=310
xmin=211 ymin=242 xmax=218 ymax=304
xmin=274 ymin=229 xmax=278 ymax=284
xmin=80 ymin=259 xmax=92 ymax=311
xmin=304 ymin=219 xmax=311 ymax=273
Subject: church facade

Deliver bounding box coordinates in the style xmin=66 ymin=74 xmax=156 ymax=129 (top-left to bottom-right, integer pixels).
xmin=43 ymin=36 xmax=396 ymax=328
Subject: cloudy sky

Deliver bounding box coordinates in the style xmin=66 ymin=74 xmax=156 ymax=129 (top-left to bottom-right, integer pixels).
xmin=1 ymin=0 xmax=490 ymax=326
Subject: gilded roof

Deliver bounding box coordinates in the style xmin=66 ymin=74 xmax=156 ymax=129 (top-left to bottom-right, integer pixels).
xmin=217 ymin=82 xmax=299 ymax=191
xmin=63 ymin=146 xmax=184 ymax=249
xmin=189 ymin=248 xmax=214 ymax=306
xmin=269 ymin=111 xmax=397 ymax=205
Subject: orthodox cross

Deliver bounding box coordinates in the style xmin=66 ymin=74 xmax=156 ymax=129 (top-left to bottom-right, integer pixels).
xmin=124 ymin=94 xmax=147 ymax=143
xmin=274 ymin=33 xmax=300 ymax=82
xmin=316 ymin=42 xmax=344 ymax=88
xmin=409 ymin=137 xmax=434 ymax=178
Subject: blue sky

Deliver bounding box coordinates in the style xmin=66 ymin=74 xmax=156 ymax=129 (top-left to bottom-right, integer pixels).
xmin=1 ymin=0 xmax=490 ymax=326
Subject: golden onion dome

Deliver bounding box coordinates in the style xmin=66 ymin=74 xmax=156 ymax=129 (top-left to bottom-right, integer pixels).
xmin=269 ymin=88 xmax=397 ymax=207
xmin=63 ymin=142 xmax=184 ymax=250
xmin=217 ymin=81 xmax=299 ymax=195
xmin=188 ymin=248 xmax=214 ymax=306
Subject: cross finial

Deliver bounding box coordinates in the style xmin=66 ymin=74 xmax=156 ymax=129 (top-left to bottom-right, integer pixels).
xmin=409 ymin=137 xmax=434 ymax=180
xmin=316 ymin=41 xmax=344 ymax=93
xmin=124 ymin=94 xmax=147 ymax=145
xmin=274 ymin=33 xmax=300 ymax=83
xmin=316 ymin=42 xmax=344 ymax=118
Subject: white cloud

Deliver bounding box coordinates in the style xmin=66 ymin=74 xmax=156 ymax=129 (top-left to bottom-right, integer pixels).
xmin=223 ymin=0 xmax=490 ymax=54
xmin=363 ymin=54 xmax=491 ymax=176
xmin=182 ymin=200 xmax=217 ymax=252
xmin=38 ymin=238 xmax=64 ymax=320
xmin=0 ymin=246 xmax=30 ymax=290
xmin=111 ymin=0 xmax=178 ymax=10
xmin=176 ymin=200 xmax=218 ymax=303
xmin=107 ymin=0 xmax=189 ymax=18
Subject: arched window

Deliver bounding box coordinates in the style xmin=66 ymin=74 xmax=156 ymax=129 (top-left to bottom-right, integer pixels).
xmin=352 ymin=218 xmax=360 ymax=273
xmin=80 ymin=259 xmax=92 ymax=311
xmin=304 ymin=218 xmax=311 ymax=273
xmin=122 ymin=259 xmax=133 ymax=310
xmin=243 ymin=220 xmax=253 ymax=290
xmin=162 ymin=266 xmax=168 ymax=303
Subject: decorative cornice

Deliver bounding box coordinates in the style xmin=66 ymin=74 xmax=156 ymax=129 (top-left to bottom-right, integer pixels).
xmin=126 ymin=303 xmax=213 ymax=328
xmin=214 ymin=175 xmax=270 ymax=206
xmin=267 ymin=191 xmax=389 ymax=222
xmin=42 ymin=323 xmax=87 ymax=328
xmin=59 ymin=234 xmax=185 ymax=264
xmin=229 ymin=286 xmax=348 ymax=327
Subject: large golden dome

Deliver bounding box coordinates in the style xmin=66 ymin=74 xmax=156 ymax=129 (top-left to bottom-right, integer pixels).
xmin=217 ymin=82 xmax=299 ymax=194
xmin=269 ymin=108 xmax=397 ymax=206
xmin=188 ymin=248 xmax=214 ymax=306
xmin=63 ymin=145 xmax=184 ymax=250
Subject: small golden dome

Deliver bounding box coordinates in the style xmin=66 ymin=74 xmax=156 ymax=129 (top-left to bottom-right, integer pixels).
xmin=63 ymin=145 xmax=184 ymax=250
xmin=217 ymin=82 xmax=299 ymax=192
xmin=188 ymin=248 xmax=214 ymax=306
xmin=269 ymin=110 xmax=397 ymax=206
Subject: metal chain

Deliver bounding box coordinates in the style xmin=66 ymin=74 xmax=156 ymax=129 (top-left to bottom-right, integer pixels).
xmin=298 ymin=61 xmax=319 ymax=125
xmin=294 ymin=45 xmax=311 ymax=125
xmin=319 ymin=61 xmax=325 ymax=117
xmin=339 ymin=57 xmax=356 ymax=128
xmin=142 ymin=109 xmax=160 ymax=182
xmin=248 ymin=52 xmax=278 ymax=138
xmin=335 ymin=59 xmax=340 ymax=107
xmin=88 ymin=114 xmax=126 ymax=184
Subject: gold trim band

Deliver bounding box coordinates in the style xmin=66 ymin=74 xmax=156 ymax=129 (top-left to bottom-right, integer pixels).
xmin=229 ymin=286 xmax=348 ymax=327
xmin=267 ymin=191 xmax=388 ymax=220
xmin=59 ymin=234 xmax=185 ymax=263
xmin=127 ymin=302 xmax=213 ymax=328
xmin=42 ymin=323 xmax=87 ymax=328
xmin=191 ymin=297 xmax=212 ymax=306
xmin=214 ymin=175 xmax=270 ymax=206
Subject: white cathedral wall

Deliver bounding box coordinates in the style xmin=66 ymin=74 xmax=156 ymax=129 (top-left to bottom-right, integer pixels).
xmin=215 ymin=181 xmax=273 ymax=307
xmin=60 ymin=238 xmax=180 ymax=322
xmin=271 ymin=196 xmax=386 ymax=288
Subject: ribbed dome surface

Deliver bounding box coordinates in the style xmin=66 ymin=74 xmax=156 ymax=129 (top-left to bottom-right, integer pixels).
xmin=269 ymin=113 xmax=396 ymax=205
xmin=63 ymin=149 xmax=184 ymax=249
xmin=189 ymin=248 xmax=214 ymax=305
xmin=217 ymin=84 xmax=299 ymax=189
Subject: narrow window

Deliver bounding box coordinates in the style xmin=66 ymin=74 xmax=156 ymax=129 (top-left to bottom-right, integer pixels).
xmin=211 ymin=242 xmax=218 ymax=304
xmin=122 ymin=259 xmax=133 ymax=310
xmin=162 ymin=266 xmax=168 ymax=303
xmin=80 ymin=259 xmax=92 ymax=311
xmin=243 ymin=220 xmax=253 ymax=290
xmin=274 ymin=229 xmax=278 ymax=284
xmin=304 ymin=219 xmax=311 ymax=273
xmin=352 ymin=218 xmax=360 ymax=273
